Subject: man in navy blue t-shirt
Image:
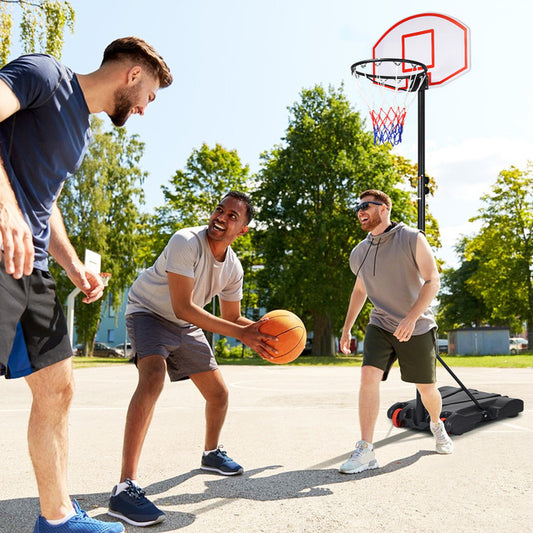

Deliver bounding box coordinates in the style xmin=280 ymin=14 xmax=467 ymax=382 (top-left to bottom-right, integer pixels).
xmin=0 ymin=37 xmax=172 ymax=533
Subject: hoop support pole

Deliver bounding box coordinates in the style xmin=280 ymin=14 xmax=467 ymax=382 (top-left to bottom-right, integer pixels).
xmin=417 ymin=81 xmax=427 ymax=233
xmin=414 ymin=79 xmax=428 ymax=424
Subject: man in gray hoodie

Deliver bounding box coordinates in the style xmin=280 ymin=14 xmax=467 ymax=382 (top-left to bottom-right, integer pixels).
xmin=338 ymin=189 xmax=452 ymax=474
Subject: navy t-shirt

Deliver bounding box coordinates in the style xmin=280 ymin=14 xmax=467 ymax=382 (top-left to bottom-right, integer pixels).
xmin=0 ymin=54 xmax=91 ymax=270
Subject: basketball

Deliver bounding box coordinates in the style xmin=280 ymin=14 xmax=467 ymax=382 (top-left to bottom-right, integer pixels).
xmin=259 ymin=309 xmax=307 ymax=364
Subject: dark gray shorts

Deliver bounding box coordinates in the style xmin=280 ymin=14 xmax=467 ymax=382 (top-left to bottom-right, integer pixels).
xmin=126 ymin=312 xmax=218 ymax=382
xmin=0 ymin=262 xmax=71 ymax=379
xmin=363 ymin=324 xmax=437 ymax=383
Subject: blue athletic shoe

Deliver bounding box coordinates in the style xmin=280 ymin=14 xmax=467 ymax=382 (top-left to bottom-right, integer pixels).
xmin=108 ymin=479 xmax=165 ymax=527
xmin=201 ymin=445 xmax=244 ymax=475
xmin=33 ymin=499 xmax=124 ymax=532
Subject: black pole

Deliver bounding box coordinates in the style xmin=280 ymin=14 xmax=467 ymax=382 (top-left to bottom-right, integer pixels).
xmin=414 ymin=79 xmax=428 ymax=424
xmin=417 ymin=81 xmax=427 ymax=233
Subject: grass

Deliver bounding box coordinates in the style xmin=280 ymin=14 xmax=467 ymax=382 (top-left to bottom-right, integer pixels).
xmin=73 ymin=353 xmax=533 ymax=370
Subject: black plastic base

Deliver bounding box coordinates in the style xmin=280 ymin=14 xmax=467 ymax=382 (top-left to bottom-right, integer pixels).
xmin=387 ymin=386 xmax=524 ymax=435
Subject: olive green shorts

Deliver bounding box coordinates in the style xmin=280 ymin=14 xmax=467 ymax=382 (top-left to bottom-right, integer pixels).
xmin=363 ymin=324 xmax=437 ymax=383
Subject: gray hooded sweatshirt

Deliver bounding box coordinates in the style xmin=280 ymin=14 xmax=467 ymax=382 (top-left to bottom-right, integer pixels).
xmin=349 ymin=222 xmax=437 ymax=336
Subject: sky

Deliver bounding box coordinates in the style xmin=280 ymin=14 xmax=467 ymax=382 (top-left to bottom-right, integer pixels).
xmin=46 ymin=0 xmax=533 ymax=267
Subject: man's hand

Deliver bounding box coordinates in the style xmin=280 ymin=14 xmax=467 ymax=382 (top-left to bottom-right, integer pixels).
xmin=65 ymin=263 xmax=105 ymax=304
xmin=0 ymin=200 xmax=34 ymax=278
xmin=239 ymin=318 xmax=279 ymax=361
xmin=339 ymin=330 xmax=352 ymax=354
xmin=393 ymin=316 xmax=417 ymax=342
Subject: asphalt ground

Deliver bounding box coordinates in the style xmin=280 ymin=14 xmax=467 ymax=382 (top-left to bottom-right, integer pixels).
xmin=1 ymin=363 xmax=532 ymax=533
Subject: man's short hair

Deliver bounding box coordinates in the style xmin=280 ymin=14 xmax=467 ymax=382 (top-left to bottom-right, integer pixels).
xmin=223 ymin=191 xmax=255 ymax=224
xmin=359 ymin=189 xmax=392 ymax=210
xmin=102 ymin=36 xmax=173 ymax=88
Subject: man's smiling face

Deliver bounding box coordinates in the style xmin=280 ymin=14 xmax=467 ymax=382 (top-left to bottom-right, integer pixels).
xmin=207 ymin=196 xmax=249 ymax=246
xmin=357 ymin=196 xmax=387 ymax=233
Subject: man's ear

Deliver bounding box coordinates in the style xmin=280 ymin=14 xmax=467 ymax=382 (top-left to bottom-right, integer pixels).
xmin=238 ymin=225 xmax=249 ymax=237
xmin=127 ymin=65 xmax=142 ymax=85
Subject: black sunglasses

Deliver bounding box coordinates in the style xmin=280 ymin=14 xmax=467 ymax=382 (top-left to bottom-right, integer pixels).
xmin=355 ymin=201 xmax=384 ymax=213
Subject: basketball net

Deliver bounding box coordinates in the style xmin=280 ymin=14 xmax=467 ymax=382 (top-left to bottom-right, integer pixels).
xmin=351 ymin=59 xmax=427 ymax=146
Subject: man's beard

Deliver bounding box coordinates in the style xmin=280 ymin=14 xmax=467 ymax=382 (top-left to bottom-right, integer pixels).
xmin=360 ymin=214 xmax=380 ymax=232
xmin=109 ymin=87 xmax=135 ymax=127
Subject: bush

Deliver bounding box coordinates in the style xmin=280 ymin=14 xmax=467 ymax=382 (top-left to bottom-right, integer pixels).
xmin=215 ymin=338 xmax=231 ymax=359
xmin=215 ymin=338 xmax=257 ymax=359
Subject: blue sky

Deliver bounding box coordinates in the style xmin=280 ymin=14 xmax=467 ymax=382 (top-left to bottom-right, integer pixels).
xmin=49 ymin=0 xmax=533 ymax=267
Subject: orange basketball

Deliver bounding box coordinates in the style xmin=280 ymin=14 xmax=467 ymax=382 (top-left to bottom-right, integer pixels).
xmin=259 ymin=309 xmax=307 ymax=364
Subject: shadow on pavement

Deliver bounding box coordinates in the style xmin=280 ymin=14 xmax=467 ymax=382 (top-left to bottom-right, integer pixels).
xmin=1 ymin=449 xmax=435 ymax=532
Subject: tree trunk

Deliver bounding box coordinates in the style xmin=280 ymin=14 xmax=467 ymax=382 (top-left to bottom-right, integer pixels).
xmin=312 ymin=312 xmax=335 ymax=356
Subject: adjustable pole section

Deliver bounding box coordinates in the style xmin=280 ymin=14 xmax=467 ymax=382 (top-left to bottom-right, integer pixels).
xmin=414 ymin=79 xmax=428 ymax=424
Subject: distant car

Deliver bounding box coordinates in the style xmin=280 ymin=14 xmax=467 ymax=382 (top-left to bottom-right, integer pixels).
xmin=92 ymin=342 xmax=123 ymax=358
xmin=437 ymin=339 xmax=448 ymax=354
xmin=73 ymin=343 xmax=85 ymax=356
xmin=510 ymin=337 xmax=528 ymax=354
xmin=114 ymin=343 xmax=132 ymax=358
xmin=302 ymin=338 xmax=312 ymax=355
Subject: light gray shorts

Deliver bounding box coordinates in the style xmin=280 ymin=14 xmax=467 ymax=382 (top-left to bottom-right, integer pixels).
xmin=126 ymin=312 xmax=218 ymax=382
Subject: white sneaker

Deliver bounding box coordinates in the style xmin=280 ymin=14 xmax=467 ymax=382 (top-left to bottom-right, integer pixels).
xmin=430 ymin=420 xmax=454 ymax=454
xmin=339 ymin=440 xmax=379 ymax=474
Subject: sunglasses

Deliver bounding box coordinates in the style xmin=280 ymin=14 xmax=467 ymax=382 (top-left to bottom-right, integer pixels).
xmin=355 ymin=201 xmax=384 ymax=213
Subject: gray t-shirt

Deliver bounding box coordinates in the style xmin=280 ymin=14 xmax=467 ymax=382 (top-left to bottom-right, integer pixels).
xmin=349 ymin=222 xmax=436 ymax=335
xmin=126 ymin=226 xmax=243 ymax=326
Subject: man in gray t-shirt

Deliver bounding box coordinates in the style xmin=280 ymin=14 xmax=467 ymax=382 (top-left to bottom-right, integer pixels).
xmin=337 ymin=189 xmax=453 ymax=476
xmin=108 ymin=192 xmax=276 ymax=527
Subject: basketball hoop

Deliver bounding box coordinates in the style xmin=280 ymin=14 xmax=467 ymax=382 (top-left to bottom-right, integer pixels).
xmin=99 ymin=272 xmax=111 ymax=287
xmin=351 ymin=58 xmax=427 ymax=146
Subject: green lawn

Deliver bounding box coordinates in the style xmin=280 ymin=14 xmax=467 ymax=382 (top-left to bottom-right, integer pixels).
xmin=73 ymin=353 xmax=533 ymax=370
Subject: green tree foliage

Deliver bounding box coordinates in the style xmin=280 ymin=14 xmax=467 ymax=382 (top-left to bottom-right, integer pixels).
xmin=142 ymin=143 xmax=252 ymax=263
xmin=49 ymin=117 xmax=147 ymax=352
xmin=437 ymin=237 xmax=492 ymax=331
xmin=0 ymin=0 xmax=74 ymax=65
xmin=463 ymin=164 xmax=533 ymax=340
xmin=253 ymin=85 xmax=426 ymax=356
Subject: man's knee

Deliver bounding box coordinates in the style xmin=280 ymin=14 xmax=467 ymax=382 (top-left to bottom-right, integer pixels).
xmin=360 ymin=365 xmax=383 ymax=387
xmin=192 ymin=370 xmax=229 ymax=407
xmin=137 ymin=355 xmax=167 ymax=396
xmin=26 ymin=359 xmax=75 ymax=409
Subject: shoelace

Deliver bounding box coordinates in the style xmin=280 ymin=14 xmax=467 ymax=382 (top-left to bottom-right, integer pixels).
xmin=433 ymin=424 xmax=449 ymax=443
xmin=125 ymin=483 xmax=147 ymax=500
xmin=350 ymin=445 xmax=366 ymax=458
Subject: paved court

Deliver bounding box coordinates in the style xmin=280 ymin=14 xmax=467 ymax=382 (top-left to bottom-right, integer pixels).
xmin=1 ymin=363 xmax=532 ymax=533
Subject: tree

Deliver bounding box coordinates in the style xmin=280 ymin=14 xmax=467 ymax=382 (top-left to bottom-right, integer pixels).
xmin=0 ymin=0 xmax=74 ymax=65
xmin=253 ymin=85 xmax=425 ymax=356
xmin=50 ymin=116 xmax=148 ymax=352
xmin=463 ymin=164 xmax=533 ymax=343
xmin=437 ymin=237 xmax=492 ymax=331
xmin=140 ymin=143 xmax=253 ymax=265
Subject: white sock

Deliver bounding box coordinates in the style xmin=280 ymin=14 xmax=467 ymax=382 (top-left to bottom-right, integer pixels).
xmin=45 ymin=508 xmax=76 ymax=525
xmin=430 ymin=421 xmax=442 ymax=429
xmin=203 ymin=448 xmax=218 ymax=455
xmin=114 ymin=479 xmax=138 ymax=495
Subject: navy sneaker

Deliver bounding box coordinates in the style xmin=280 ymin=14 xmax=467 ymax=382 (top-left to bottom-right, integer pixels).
xmin=108 ymin=479 xmax=165 ymax=527
xmin=34 ymin=499 xmax=124 ymax=532
xmin=201 ymin=445 xmax=244 ymax=475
